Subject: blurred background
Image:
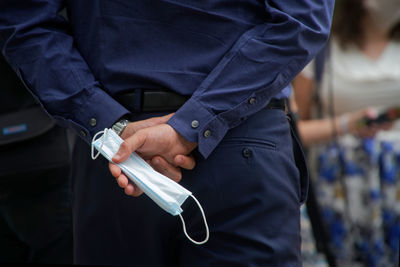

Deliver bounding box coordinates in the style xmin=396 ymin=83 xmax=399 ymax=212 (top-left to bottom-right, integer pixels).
xmin=292 ymin=0 xmax=400 ymax=266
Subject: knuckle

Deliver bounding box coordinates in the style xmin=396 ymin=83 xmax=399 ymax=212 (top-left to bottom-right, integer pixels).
xmin=120 ymin=141 xmax=129 ymax=151
xmin=137 ymin=132 xmax=146 ymax=144
xmin=174 ymin=173 xmax=182 ymax=182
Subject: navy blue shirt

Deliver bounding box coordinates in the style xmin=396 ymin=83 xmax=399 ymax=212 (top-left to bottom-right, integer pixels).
xmin=0 ymin=0 xmax=334 ymax=157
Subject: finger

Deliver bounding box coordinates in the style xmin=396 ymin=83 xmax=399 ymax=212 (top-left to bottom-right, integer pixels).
xmin=174 ymin=154 xmax=196 ymax=170
xmin=160 ymin=113 xmax=174 ymax=121
xmin=123 ymin=114 xmax=175 ymax=138
xmin=116 ymin=174 xmax=144 ymax=196
xmin=109 ymin=162 xmax=121 ymax=178
xmin=150 ymin=156 xmax=182 ymax=182
xmin=116 ymin=173 xmax=129 ymax=188
xmin=124 ymin=182 xmax=143 ymax=197
xmin=113 ymin=131 xmax=146 ymax=163
xmin=151 ymin=113 xmax=174 ymax=124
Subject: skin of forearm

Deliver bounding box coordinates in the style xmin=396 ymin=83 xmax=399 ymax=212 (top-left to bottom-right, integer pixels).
xmin=297 ymin=117 xmax=342 ymax=147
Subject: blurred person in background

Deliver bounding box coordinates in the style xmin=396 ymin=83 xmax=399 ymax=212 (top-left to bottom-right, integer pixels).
xmin=0 ymin=55 xmax=73 ymax=264
xmin=292 ymin=0 xmax=400 ymax=266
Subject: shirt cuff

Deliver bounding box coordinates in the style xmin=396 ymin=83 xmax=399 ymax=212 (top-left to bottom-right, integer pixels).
xmin=53 ymin=85 xmax=130 ymax=144
xmin=167 ymin=98 xmax=229 ymax=159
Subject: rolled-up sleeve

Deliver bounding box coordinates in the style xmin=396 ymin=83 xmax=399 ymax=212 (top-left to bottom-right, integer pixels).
xmin=168 ymin=0 xmax=334 ymax=158
xmin=0 ymin=0 xmax=129 ymax=143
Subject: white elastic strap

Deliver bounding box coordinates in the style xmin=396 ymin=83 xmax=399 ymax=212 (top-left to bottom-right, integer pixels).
xmin=178 ymin=195 xmax=209 ymax=245
xmin=91 ymin=128 xmax=108 ymax=160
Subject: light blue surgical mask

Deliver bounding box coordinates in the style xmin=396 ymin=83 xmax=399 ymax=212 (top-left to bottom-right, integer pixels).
xmin=91 ymin=128 xmax=209 ymax=245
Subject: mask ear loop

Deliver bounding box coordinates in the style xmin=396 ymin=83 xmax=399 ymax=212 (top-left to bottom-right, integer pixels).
xmin=178 ymin=195 xmax=209 ymax=245
xmin=91 ymin=128 xmax=108 ymax=160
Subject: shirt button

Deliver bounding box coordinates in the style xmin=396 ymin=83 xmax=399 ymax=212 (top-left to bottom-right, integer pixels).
xmin=191 ymin=120 xmax=199 ymax=128
xmin=249 ymin=98 xmax=256 ymax=105
xmin=90 ymin=118 xmax=97 ymax=127
xmin=242 ymin=148 xmax=252 ymax=158
xmin=80 ymin=130 xmax=87 ymax=137
xmin=203 ymin=130 xmax=211 ymax=138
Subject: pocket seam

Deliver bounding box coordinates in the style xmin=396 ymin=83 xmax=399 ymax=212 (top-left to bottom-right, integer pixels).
xmin=220 ymin=137 xmax=276 ymax=150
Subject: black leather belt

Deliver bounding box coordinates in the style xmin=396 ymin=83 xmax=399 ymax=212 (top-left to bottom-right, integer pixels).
xmin=266 ymin=98 xmax=287 ymax=111
xmin=115 ymin=90 xmax=286 ymax=112
xmin=115 ymin=90 xmax=189 ymax=112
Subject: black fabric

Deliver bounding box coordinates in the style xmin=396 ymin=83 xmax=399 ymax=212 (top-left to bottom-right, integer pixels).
xmin=0 ymin=106 xmax=55 ymax=146
xmin=287 ymin=111 xmax=309 ymax=204
xmin=0 ymin=125 xmax=71 ymax=176
xmin=0 ymin=55 xmax=36 ymax=113
xmin=0 ymin=55 xmax=71 ymax=176
xmin=0 ymin=166 xmax=73 ymax=264
xmin=0 ymin=55 xmax=73 ymax=265
xmin=0 ymin=55 xmax=56 ymax=147
xmin=313 ymin=41 xmax=331 ymax=119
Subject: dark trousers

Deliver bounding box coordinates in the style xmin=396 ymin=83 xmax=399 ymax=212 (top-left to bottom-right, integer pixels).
xmin=72 ymin=107 xmax=307 ymax=266
xmin=0 ymin=166 xmax=73 ymax=264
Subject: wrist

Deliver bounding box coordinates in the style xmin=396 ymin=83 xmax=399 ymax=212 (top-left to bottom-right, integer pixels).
xmin=112 ymin=117 xmax=131 ymax=136
xmin=334 ymin=114 xmax=350 ymax=136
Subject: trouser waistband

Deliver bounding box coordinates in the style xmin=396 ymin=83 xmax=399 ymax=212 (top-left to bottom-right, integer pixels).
xmin=115 ymin=89 xmax=286 ymax=112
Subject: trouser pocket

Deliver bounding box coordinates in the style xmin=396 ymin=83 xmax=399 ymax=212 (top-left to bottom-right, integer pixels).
xmin=287 ymin=113 xmax=309 ymax=204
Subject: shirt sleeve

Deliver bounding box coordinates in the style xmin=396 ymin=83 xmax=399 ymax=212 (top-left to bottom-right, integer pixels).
xmin=167 ymin=0 xmax=335 ymax=158
xmin=0 ymin=0 xmax=130 ymax=144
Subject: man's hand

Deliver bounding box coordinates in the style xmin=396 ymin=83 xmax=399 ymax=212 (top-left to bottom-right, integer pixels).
xmin=108 ymin=115 xmax=197 ymax=196
xmin=119 ymin=114 xmax=173 ymax=140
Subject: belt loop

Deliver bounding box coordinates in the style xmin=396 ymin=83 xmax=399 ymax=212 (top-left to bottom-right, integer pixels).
xmin=284 ymin=98 xmax=289 ymax=114
xmin=133 ymin=88 xmax=143 ymax=112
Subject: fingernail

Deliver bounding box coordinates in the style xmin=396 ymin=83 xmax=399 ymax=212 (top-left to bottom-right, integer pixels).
xmin=113 ymin=154 xmax=121 ymax=161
